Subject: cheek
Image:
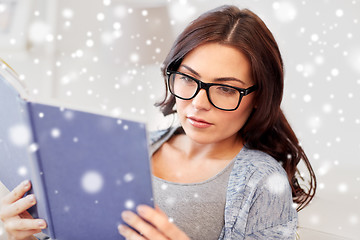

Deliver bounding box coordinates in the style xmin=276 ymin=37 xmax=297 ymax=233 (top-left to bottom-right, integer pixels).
xmin=224 ymin=98 xmax=255 ymax=127
xmin=222 ymin=111 xmax=249 ymax=129
xmin=175 ymin=98 xmax=188 ymax=113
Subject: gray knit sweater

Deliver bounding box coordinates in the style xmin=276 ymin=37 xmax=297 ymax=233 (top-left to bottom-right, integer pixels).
xmin=150 ymin=127 xmax=298 ymax=240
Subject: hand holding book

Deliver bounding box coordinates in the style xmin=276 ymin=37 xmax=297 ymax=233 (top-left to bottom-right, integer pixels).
xmin=0 ymin=59 xmax=153 ymax=239
xmin=0 ymin=180 xmax=46 ymax=239
xmin=118 ymin=205 xmax=190 ymax=240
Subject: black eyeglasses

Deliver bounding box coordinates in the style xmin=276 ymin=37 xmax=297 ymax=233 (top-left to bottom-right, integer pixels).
xmin=167 ymin=71 xmax=257 ymax=111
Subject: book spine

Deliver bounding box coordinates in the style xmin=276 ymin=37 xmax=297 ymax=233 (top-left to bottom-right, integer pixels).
xmin=26 ymin=102 xmax=55 ymax=239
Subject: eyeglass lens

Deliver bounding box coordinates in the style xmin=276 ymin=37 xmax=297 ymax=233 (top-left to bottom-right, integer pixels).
xmin=169 ymin=72 xmax=242 ymax=110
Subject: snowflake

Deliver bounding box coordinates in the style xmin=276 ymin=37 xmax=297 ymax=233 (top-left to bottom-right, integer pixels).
xmin=331 ymin=68 xmax=339 ymax=77
xmin=349 ymin=215 xmax=358 ymax=225
xmin=272 ymin=1 xmax=297 ymax=22
xmin=62 ymin=9 xmax=74 ymax=19
xmin=265 ymin=173 xmax=288 ymax=195
xmin=165 ymin=197 xmax=176 ymax=206
xmin=8 ymin=124 xmax=31 ymax=146
xmin=311 ymin=34 xmax=319 ymax=42
xmin=64 ymin=110 xmax=74 ymax=120
xmin=124 ymin=199 xmax=135 ymax=209
xmin=28 ymin=21 xmax=51 ymax=44
xmin=86 ymin=39 xmax=94 ymax=47
xmin=113 ymin=5 xmax=127 ymax=19
xmin=81 ymin=170 xmax=104 ymax=194
xmin=28 ymin=143 xmax=39 ymax=153
xmin=335 ymin=9 xmax=344 ymax=17
xmin=97 ymin=12 xmax=105 ymax=21
xmin=322 ymin=103 xmax=332 ymax=113
xmin=103 ymin=0 xmax=111 ymax=6
xmin=130 ymin=53 xmax=140 ymax=63
xmin=303 ymin=94 xmax=312 ymax=103
xmin=317 ymin=162 xmax=330 ymax=176
xmin=64 ymin=205 xmax=70 ymax=212
xmin=338 ymin=183 xmax=348 ymax=193
xmin=17 ymin=166 xmax=28 ymax=177
xmin=161 ymin=183 xmax=168 ymax=190
xmin=51 ymin=128 xmax=61 ymax=138
xmin=141 ymin=10 xmax=148 ymax=17
xmin=169 ymin=1 xmax=196 ymax=23
xmin=124 ymin=173 xmax=134 ymax=182
xmin=309 ymin=214 xmax=320 ymax=225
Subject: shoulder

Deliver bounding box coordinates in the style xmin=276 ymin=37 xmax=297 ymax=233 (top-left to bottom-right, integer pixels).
xmin=227 ymin=148 xmax=291 ymax=214
xmin=148 ymin=125 xmax=183 ymax=145
xmin=148 ymin=128 xmax=171 ymax=145
xmin=240 ymin=147 xmax=283 ymax=171
xmin=227 ymin=147 xmax=290 ymax=205
xmin=231 ymin=147 xmax=288 ymax=189
xmin=225 ymin=147 xmax=297 ymax=237
xmin=236 ymin=148 xmax=292 ymax=202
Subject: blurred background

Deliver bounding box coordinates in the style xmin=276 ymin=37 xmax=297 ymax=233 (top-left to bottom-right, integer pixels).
xmin=0 ymin=0 xmax=359 ymax=239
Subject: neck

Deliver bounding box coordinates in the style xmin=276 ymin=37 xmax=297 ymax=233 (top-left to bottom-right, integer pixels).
xmin=174 ymin=133 xmax=244 ymax=162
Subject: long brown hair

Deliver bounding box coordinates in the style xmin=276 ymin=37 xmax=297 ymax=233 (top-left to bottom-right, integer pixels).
xmin=156 ymin=5 xmax=316 ymax=211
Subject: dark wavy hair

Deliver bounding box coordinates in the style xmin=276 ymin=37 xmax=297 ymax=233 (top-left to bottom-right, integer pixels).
xmin=156 ymin=5 xmax=316 ymax=211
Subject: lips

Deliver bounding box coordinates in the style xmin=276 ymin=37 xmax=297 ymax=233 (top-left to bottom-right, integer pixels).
xmin=187 ymin=116 xmax=213 ymax=128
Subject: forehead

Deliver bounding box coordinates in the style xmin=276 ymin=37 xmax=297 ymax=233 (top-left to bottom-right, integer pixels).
xmin=181 ymin=43 xmax=252 ymax=83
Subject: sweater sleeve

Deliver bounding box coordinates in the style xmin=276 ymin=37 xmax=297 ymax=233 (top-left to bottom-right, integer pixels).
xmin=221 ymin=148 xmax=298 ymax=240
xmin=34 ymin=232 xmax=51 ymax=239
xmin=243 ymin=170 xmax=298 ymax=240
xmin=245 ymin=219 xmax=297 ymax=240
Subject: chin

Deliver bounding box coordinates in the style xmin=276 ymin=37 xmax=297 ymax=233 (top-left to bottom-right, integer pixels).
xmin=188 ymin=134 xmax=216 ymax=145
xmin=181 ymin=124 xmax=217 ymax=144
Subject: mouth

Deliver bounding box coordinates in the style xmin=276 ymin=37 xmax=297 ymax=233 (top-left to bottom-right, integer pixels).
xmin=187 ymin=116 xmax=213 ymax=128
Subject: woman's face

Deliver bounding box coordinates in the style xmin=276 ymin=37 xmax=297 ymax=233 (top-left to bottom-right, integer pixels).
xmin=175 ymin=43 xmax=256 ymax=145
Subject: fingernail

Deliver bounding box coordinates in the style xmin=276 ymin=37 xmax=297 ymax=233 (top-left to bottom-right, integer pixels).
xmin=28 ymin=194 xmax=36 ymax=204
xmin=121 ymin=211 xmax=131 ymax=221
xmin=136 ymin=205 xmax=147 ymax=215
xmin=38 ymin=220 xmax=46 ymax=229
xmin=118 ymin=224 xmax=126 ymax=234
xmin=23 ymin=180 xmax=30 ymax=188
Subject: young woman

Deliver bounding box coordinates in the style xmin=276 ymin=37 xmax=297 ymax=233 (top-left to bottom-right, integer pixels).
xmin=0 ymin=5 xmax=316 ymax=240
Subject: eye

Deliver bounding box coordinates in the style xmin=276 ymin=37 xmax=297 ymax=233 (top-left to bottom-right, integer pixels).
xmin=178 ymin=74 xmax=196 ymax=85
xmin=215 ymin=86 xmax=237 ymax=95
xmin=180 ymin=76 xmax=191 ymax=82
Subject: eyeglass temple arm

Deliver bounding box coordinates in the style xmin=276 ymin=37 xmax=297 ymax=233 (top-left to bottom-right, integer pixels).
xmin=243 ymin=85 xmax=258 ymax=96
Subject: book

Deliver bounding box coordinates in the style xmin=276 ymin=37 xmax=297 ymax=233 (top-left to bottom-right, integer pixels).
xmin=0 ymin=60 xmax=154 ymax=239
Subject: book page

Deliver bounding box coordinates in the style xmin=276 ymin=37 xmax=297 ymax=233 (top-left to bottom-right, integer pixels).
xmin=0 ymin=58 xmax=30 ymax=100
xmin=0 ymin=59 xmax=147 ymax=124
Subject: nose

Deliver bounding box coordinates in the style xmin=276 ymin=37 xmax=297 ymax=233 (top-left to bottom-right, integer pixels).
xmin=191 ymin=89 xmax=211 ymax=110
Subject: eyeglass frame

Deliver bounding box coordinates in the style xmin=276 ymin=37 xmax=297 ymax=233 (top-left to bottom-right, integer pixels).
xmin=166 ymin=70 xmax=258 ymax=111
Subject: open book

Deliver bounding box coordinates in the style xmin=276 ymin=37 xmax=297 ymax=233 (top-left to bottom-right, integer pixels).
xmin=0 ymin=60 xmax=153 ymax=239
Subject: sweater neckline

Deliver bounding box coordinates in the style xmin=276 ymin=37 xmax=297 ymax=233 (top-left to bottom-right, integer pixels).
xmin=151 ymin=126 xmax=246 ymax=185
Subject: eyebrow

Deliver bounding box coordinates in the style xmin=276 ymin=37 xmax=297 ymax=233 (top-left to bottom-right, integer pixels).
xmin=179 ymin=64 xmax=246 ymax=85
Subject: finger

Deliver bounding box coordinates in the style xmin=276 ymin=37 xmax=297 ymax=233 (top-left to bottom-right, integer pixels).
xmin=5 ymin=229 xmax=41 ymax=240
xmin=118 ymin=224 xmax=146 ymax=240
xmin=121 ymin=210 xmax=168 ymax=240
xmin=0 ymin=194 xmax=36 ymax=220
xmin=4 ymin=218 xmax=47 ymax=231
xmin=154 ymin=205 xmax=168 ymax=217
xmin=137 ymin=205 xmax=189 ymax=240
xmin=1 ymin=180 xmax=31 ymax=204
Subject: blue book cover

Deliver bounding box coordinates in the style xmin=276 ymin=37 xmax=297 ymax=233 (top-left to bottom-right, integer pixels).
xmin=0 ymin=61 xmax=154 ymax=239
